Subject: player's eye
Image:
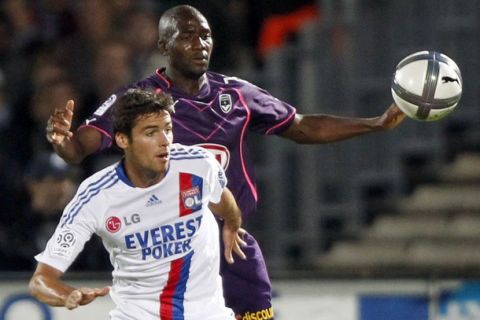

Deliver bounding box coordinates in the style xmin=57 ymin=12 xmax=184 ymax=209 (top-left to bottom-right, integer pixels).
xmin=200 ymin=33 xmax=211 ymax=41
xmin=180 ymin=32 xmax=193 ymax=40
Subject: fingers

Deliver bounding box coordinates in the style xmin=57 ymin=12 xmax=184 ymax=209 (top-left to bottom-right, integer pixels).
xmin=65 ymin=99 xmax=75 ymax=112
xmin=65 ymin=287 xmax=110 ymax=309
xmin=223 ymin=229 xmax=247 ymax=264
xmin=224 ymin=235 xmax=235 ymax=264
xmin=65 ymin=289 xmax=82 ymax=310
xmin=233 ymin=239 xmax=246 ymax=261
xmin=236 ymin=229 xmax=247 ymax=247
xmin=45 ymin=104 xmax=75 ymax=144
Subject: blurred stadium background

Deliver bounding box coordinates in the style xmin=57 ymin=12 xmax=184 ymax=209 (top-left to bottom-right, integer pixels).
xmin=1 ymin=0 xmax=480 ymax=319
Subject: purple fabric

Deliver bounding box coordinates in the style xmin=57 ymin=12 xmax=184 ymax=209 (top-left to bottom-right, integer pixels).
xmin=220 ymin=229 xmax=274 ymax=318
xmin=85 ymin=69 xmax=296 ymax=219
xmin=84 ymin=70 xmax=295 ymax=318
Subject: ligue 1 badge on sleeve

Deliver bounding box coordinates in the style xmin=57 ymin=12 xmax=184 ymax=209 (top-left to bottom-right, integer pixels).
xmin=219 ymin=94 xmax=232 ymax=113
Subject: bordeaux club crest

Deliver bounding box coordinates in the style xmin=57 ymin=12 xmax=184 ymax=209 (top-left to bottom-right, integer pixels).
xmin=219 ymin=94 xmax=232 ymax=113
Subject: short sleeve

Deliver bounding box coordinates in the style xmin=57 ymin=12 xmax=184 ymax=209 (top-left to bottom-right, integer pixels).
xmin=205 ymin=153 xmax=228 ymax=204
xmin=34 ymin=192 xmax=98 ymax=272
xmin=80 ymin=76 xmax=158 ymax=152
xmin=240 ymin=83 xmax=296 ymax=135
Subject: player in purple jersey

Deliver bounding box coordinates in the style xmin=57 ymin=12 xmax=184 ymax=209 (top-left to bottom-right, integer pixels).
xmin=45 ymin=5 xmax=406 ymax=319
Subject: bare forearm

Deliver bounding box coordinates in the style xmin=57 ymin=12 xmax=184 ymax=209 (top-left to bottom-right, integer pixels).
xmin=53 ymin=128 xmax=102 ymax=164
xmin=209 ymin=188 xmax=242 ymax=229
xmin=29 ymin=274 xmax=75 ymax=307
xmin=53 ymin=138 xmax=87 ymax=164
xmin=281 ymin=104 xmax=405 ymax=144
xmin=282 ymin=114 xmax=381 ymax=144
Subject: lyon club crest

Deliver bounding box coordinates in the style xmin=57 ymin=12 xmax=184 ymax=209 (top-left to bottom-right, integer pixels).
xmin=219 ymin=94 xmax=232 ymax=113
xmin=179 ymin=173 xmax=203 ymax=216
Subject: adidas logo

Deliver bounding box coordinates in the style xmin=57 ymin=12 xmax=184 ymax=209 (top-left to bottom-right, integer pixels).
xmin=146 ymin=194 xmax=162 ymax=207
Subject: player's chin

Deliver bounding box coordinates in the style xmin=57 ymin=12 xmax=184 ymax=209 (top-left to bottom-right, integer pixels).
xmin=191 ymin=61 xmax=209 ymax=73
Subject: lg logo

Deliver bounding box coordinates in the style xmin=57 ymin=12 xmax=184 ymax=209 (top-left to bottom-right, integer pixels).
xmin=123 ymin=213 xmax=141 ymax=226
xmin=105 ymin=214 xmax=141 ymax=233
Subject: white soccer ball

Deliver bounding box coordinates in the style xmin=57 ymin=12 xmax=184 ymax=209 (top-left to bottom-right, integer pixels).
xmin=391 ymin=51 xmax=462 ymax=121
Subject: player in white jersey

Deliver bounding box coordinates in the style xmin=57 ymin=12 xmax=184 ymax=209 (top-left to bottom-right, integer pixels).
xmin=29 ymin=88 xmax=246 ymax=320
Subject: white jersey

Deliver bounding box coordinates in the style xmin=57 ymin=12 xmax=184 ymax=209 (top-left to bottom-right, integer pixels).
xmin=35 ymin=144 xmax=235 ymax=320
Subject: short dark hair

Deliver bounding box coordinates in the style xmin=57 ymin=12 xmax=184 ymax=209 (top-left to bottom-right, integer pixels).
xmin=158 ymin=5 xmax=205 ymax=42
xmin=113 ymin=88 xmax=175 ymax=137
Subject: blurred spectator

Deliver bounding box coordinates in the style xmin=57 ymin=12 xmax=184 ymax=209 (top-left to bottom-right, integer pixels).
xmin=0 ymin=70 xmax=23 ymax=266
xmin=59 ymin=0 xmax=117 ymax=97
xmin=34 ymin=0 xmax=76 ymax=42
xmin=9 ymin=77 xmax=81 ymax=169
xmin=0 ymin=0 xmax=260 ymax=272
xmin=91 ymin=40 xmax=133 ymax=102
xmin=125 ymin=7 xmax=167 ymax=79
xmin=3 ymin=0 xmax=40 ymax=53
xmin=0 ymin=69 xmax=12 ymax=132
xmin=1 ymin=152 xmax=110 ymax=271
xmin=0 ymin=14 xmax=13 ymax=70
xmin=2 ymin=0 xmax=43 ymax=105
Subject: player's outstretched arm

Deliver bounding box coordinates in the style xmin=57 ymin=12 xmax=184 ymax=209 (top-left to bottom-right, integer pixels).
xmin=209 ymin=188 xmax=247 ymax=263
xmin=280 ymin=103 xmax=406 ymax=144
xmin=29 ymin=263 xmax=110 ymax=309
xmin=46 ymin=100 xmax=102 ymax=164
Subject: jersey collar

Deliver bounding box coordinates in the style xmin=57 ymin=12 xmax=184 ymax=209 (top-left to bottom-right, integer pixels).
xmin=115 ymin=159 xmax=171 ymax=188
xmin=155 ymin=68 xmax=211 ymax=98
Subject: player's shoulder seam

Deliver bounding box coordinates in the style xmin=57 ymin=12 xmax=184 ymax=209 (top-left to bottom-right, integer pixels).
xmin=61 ymin=168 xmax=119 ymax=227
xmin=207 ymin=71 xmax=251 ymax=88
xmin=77 ymin=166 xmax=120 ymax=194
xmin=170 ymin=144 xmax=210 ymax=160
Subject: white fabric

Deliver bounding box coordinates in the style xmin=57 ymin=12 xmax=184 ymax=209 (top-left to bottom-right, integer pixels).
xmin=35 ymin=144 xmax=234 ymax=320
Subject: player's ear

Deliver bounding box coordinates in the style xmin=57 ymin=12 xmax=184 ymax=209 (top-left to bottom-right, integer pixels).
xmin=158 ymin=39 xmax=168 ymax=56
xmin=115 ymin=132 xmax=129 ymax=150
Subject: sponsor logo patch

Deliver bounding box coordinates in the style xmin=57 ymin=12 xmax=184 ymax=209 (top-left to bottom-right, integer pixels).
xmin=94 ymin=94 xmax=117 ymax=116
xmin=219 ymin=94 xmax=232 ymax=113
xmin=105 ymin=216 xmax=122 ymax=233
xmin=51 ymin=230 xmax=77 ymax=259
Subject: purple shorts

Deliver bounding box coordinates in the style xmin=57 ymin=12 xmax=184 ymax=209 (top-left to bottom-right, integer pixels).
xmin=220 ymin=230 xmax=275 ymax=319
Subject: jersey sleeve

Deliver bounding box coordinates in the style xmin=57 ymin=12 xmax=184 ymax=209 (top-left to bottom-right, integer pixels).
xmin=240 ymin=81 xmax=297 ymax=135
xmin=34 ymin=188 xmax=100 ymax=272
xmin=205 ymin=152 xmax=228 ymax=204
xmin=79 ymin=93 xmax=118 ymax=151
xmin=80 ymin=77 xmax=158 ymax=152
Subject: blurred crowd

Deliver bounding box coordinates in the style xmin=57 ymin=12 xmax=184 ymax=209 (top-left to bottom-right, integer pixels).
xmin=0 ymin=0 xmax=317 ymax=272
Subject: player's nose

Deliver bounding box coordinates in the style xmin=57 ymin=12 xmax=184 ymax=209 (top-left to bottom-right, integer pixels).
xmin=158 ymin=130 xmax=171 ymax=146
xmin=192 ymin=36 xmax=207 ymax=50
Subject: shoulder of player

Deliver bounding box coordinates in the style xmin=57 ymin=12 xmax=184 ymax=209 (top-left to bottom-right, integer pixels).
xmin=207 ymin=71 xmax=254 ymax=89
xmin=169 ymin=143 xmax=213 ymax=161
xmin=91 ymin=73 xmax=163 ymax=117
xmin=76 ymin=163 xmax=121 ymax=195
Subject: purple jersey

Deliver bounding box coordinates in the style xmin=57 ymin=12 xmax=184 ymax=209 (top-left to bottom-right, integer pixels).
xmin=82 ymin=69 xmax=296 ymax=219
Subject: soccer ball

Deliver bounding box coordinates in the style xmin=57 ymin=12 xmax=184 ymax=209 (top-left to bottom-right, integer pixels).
xmin=391 ymin=51 xmax=462 ymax=121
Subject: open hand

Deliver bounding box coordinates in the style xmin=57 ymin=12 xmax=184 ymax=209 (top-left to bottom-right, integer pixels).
xmin=377 ymin=103 xmax=407 ymax=130
xmin=222 ymin=226 xmax=247 ymax=264
xmin=65 ymin=286 xmax=110 ymax=310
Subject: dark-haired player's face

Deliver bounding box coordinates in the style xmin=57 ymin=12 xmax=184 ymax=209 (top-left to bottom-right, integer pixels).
xmin=120 ymin=111 xmax=173 ymax=180
xmin=166 ymin=13 xmax=213 ymax=78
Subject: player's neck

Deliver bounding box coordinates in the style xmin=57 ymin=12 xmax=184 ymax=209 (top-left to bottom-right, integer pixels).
xmin=163 ymin=68 xmax=207 ymax=96
xmin=123 ymin=161 xmax=167 ymax=188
